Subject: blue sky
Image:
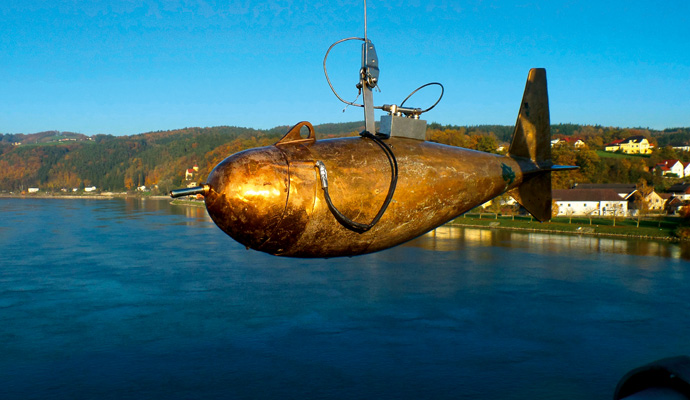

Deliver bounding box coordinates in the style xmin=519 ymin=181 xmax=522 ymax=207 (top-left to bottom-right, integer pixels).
xmin=2 ymin=1 xmax=689 ymax=136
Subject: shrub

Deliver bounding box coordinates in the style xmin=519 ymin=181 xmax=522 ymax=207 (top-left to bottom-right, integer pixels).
xmin=674 ymin=226 xmax=690 ymax=239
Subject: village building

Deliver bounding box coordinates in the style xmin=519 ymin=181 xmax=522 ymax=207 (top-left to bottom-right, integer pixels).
xmin=619 ymin=136 xmax=653 ymax=154
xmin=553 ymin=189 xmax=628 ymax=216
xmin=628 ymin=188 xmax=666 ymax=214
xmin=654 ymin=159 xmax=690 ymax=178
xmin=667 ymin=183 xmax=690 ymax=201
xmin=185 ymin=164 xmax=200 ymax=180
xmin=604 ymin=139 xmax=625 ymax=152
xmin=604 ymin=136 xmax=653 ymax=154
xmin=550 ymin=137 xmax=586 ymax=148
xmin=663 ymin=195 xmax=684 ymax=214
xmin=569 ymin=183 xmax=666 ymax=215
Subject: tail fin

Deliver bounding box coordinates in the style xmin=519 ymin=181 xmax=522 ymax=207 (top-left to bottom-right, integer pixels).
xmin=507 ymin=68 xmax=552 ymax=222
xmin=508 ymin=68 xmax=550 ymax=163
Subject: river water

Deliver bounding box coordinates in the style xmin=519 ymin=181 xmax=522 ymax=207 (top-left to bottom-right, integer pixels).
xmin=1 ymin=198 xmax=688 ymax=399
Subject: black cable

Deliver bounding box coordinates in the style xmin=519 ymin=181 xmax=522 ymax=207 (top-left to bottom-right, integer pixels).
xmin=399 ymin=82 xmax=444 ymax=113
xmin=317 ymin=132 xmax=398 ymax=233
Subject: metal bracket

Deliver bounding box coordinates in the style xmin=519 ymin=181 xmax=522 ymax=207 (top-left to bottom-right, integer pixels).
xmin=275 ymin=121 xmax=316 ymax=146
xmin=379 ymin=114 xmax=427 ymax=140
xmin=360 ymin=40 xmax=379 ymax=135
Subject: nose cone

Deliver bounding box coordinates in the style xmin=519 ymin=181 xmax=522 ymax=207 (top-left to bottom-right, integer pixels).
xmin=204 ymin=146 xmax=288 ymax=250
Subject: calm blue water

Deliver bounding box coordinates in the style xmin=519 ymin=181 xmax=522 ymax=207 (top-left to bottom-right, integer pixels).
xmin=1 ymin=198 xmax=689 ymax=399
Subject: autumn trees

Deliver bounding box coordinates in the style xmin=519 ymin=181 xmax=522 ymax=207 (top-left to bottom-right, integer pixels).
xmin=0 ymin=126 xmax=276 ymax=192
xmin=1 ymin=123 xmax=689 ymax=194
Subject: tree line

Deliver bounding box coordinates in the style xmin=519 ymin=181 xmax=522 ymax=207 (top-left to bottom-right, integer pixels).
xmin=1 ymin=123 xmax=689 ymax=194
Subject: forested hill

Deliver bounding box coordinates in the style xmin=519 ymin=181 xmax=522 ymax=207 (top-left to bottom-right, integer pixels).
xmin=0 ymin=122 xmax=364 ymax=193
xmin=1 ymin=122 xmax=690 ymax=194
xmin=0 ymin=130 xmax=90 ymax=145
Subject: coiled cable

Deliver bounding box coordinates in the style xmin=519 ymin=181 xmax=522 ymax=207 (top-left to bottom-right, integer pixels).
xmin=315 ymin=132 xmax=398 ymax=233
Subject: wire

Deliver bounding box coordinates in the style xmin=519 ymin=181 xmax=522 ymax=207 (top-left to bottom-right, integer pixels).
xmin=324 ymin=40 xmax=444 ymax=114
xmin=323 ymin=0 xmax=444 ymax=116
xmin=399 ymin=82 xmax=445 ymax=113
xmin=323 ymin=37 xmax=366 ymax=108
xmin=317 ymin=132 xmax=398 ymax=233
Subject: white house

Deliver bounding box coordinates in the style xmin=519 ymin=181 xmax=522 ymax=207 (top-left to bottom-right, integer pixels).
xmin=553 ymin=189 xmax=628 ymax=216
xmin=551 ymin=137 xmax=586 ymax=148
xmin=84 ymin=186 xmax=97 ymax=192
xmin=185 ymin=164 xmax=200 ymax=180
xmin=28 ymin=188 xmax=39 ymax=193
xmin=627 ymin=189 xmax=666 ymax=213
xmin=655 ymin=159 xmax=690 ymax=178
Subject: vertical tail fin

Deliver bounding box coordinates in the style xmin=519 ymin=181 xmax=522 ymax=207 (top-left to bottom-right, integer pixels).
xmin=508 ymin=68 xmax=550 ymax=163
xmin=507 ymin=68 xmax=552 ymax=222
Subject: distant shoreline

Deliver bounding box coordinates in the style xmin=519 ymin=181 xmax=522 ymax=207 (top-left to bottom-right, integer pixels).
xmin=448 ymin=222 xmax=682 ymax=242
xmin=0 ymin=193 xmax=172 ymax=200
xmin=447 ymin=215 xmax=687 ymax=243
xmin=2 ymin=194 xmax=686 ymax=243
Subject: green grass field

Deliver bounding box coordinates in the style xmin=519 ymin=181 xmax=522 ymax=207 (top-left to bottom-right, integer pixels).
xmin=449 ymin=213 xmax=685 ymax=240
xmin=595 ymin=150 xmax=650 ymax=159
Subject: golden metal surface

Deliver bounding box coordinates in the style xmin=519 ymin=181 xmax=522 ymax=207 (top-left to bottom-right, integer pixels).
xmin=188 ymin=68 xmax=565 ymax=258
xmin=509 ymin=68 xmax=550 ymax=163
xmin=204 ymin=146 xmax=289 ymax=250
xmin=203 ymin=133 xmax=539 ymax=258
xmin=506 ymin=68 xmax=553 ymax=221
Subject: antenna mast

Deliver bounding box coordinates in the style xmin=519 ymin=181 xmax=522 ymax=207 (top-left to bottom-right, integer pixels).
xmin=359 ymin=0 xmax=379 ymax=134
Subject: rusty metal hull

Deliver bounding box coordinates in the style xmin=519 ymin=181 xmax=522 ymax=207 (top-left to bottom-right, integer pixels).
xmin=203 ymin=135 xmax=540 ymax=258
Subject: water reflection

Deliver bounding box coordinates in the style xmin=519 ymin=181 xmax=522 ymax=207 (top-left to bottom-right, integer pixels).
xmin=2 ymin=197 xmax=690 ymax=400
xmin=179 ymin=204 xmax=211 ymax=223
xmin=412 ymin=225 xmax=690 ymax=260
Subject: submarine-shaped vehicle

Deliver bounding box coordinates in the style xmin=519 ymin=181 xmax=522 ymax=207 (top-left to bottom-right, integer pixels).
xmin=171 ymin=11 xmax=575 ymax=258
xmin=173 ymin=69 xmax=573 ymax=258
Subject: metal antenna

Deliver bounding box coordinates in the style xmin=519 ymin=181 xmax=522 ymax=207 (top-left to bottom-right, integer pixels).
xmin=360 ymin=0 xmax=378 ymax=135
xmin=364 ymin=0 xmax=368 ymax=42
